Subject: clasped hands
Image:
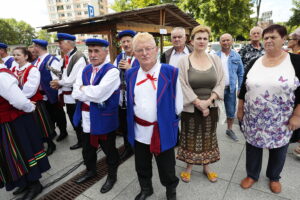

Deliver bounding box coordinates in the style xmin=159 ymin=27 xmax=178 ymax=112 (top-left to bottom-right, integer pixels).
xmin=119 ymin=60 xmax=131 ymax=70
xmin=50 ymin=80 xmax=60 ymax=90
xmin=193 ymin=98 xmax=212 ymax=117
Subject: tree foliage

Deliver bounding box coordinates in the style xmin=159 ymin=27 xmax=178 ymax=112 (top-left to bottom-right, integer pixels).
xmin=111 ymin=0 xmax=254 ymax=40
xmin=37 ymin=29 xmax=53 ymax=42
xmin=0 ymin=18 xmax=35 ymax=46
xmin=287 ymin=0 xmax=300 ymax=28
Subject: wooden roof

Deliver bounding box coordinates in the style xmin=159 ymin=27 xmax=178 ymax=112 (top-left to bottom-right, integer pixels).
xmin=42 ymin=4 xmax=198 ymax=35
xmin=42 ymin=4 xmax=198 ymax=60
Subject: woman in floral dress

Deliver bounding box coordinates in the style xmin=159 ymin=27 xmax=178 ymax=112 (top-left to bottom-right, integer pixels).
xmin=237 ymin=24 xmax=300 ymax=194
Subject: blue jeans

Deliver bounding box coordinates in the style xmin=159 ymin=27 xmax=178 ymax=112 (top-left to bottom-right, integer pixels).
xmin=224 ymin=87 xmax=236 ymax=118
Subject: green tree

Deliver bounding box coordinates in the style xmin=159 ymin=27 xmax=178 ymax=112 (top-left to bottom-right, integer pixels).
xmin=37 ymin=29 xmax=53 ymax=42
xmin=0 ymin=19 xmax=18 ymax=44
xmin=179 ymin=0 xmax=254 ymax=39
xmin=0 ymin=18 xmax=35 ymax=46
xmin=287 ymin=0 xmax=300 ymax=28
xmin=111 ymin=0 xmax=179 ymax=12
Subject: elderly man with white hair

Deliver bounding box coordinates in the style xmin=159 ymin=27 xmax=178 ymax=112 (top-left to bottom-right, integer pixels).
xmin=239 ymin=26 xmax=264 ymax=69
xmin=126 ymin=32 xmax=183 ymax=200
xmin=50 ymin=33 xmax=87 ymax=149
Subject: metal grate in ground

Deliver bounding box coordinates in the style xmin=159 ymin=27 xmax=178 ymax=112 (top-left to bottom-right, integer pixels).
xmin=38 ymin=145 xmax=126 ymax=200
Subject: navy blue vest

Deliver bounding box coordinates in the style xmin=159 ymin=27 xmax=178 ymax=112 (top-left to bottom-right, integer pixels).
xmin=126 ymin=64 xmax=179 ymax=152
xmin=73 ymin=63 xmax=120 ymax=135
xmin=38 ymin=55 xmax=59 ymax=104
xmin=5 ymin=57 xmax=14 ymax=69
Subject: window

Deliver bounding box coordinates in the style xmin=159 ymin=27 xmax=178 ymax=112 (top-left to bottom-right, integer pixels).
xmin=84 ymin=11 xmax=88 ymax=15
xmin=83 ymin=3 xmax=88 ymax=7
xmin=50 ymin=6 xmax=56 ymax=11
xmin=48 ymin=0 xmax=53 ymax=4
xmin=59 ymin=13 xmax=65 ymax=17
xmin=66 ymin=5 xmax=71 ymax=9
xmin=67 ymin=13 xmax=72 ymax=17
xmin=76 ymin=4 xmax=81 ymax=8
xmin=56 ymin=0 xmax=62 ymax=2
xmin=99 ymin=5 xmax=103 ymax=9
xmin=57 ymin=5 xmax=64 ymax=10
xmin=77 ymin=11 xmax=82 ymax=15
xmin=51 ymin=14 xmax=57 ymax=18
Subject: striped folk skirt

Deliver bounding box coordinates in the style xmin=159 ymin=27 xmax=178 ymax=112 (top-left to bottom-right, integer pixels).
xmin=0 ymin=113 xmax=50 ymax=191
xmin=33 ymin=101 xmax=55 ymax=140
xmin=177 ymin=107 xmax=220 ymax=165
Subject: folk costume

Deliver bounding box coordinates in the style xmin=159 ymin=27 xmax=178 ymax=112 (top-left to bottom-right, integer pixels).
xmin=72 ymin=39 xmax=120 ymax=193
xmin=56 ymin=33 xmax=87 ymax=146
xmin=126 ymin=62 xmax=183 ymax=199
xmin=0 ymin=43 xmax=18 ymax=69
xmin=113 ymin=29 xmax=139 ymax=160
xmin=32 ymin=39 xmax=68 ymax=143
xmin=0 ymin=67 xmax=50 ymax=197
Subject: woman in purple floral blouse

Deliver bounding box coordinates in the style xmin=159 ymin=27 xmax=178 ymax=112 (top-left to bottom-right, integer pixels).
xmin=237 ymin=24 xmax=300 ymax=194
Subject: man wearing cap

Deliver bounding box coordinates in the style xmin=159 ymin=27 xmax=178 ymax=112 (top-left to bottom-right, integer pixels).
xmin=160 ymin=27 xmax=193 ymax=67
xmin=113 ymin=29 xmax=139 ymax=160
xmin=126 ymin=32 xmax=183 ymax=200
xmin=72 ymin=38 xmax=121 ymax=193
xmin=0 ymin=42 xmax=18 ymax=69
xmin=32 ymin=39 xmax=68 ymax=153
xmin=50 ymin=33 xmax=86 ymax=149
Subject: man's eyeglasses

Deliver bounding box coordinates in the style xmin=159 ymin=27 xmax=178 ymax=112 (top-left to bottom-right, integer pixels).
xmin=134 ymin=47 xmax=156 ymax=54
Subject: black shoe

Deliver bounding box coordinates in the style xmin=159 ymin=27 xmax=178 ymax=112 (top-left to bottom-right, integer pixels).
xmin=70 ymin=143 xmax=82 ymax=150
xmin=75 ymin=171 xmax=96 ymax=184
xmin=56 ymin=131 xmax=68 ymax=142
xmin=50 ymin=130 xmax=57 ymax=140
xmin=120 ymin=147 xmax=133 ymax=160
xmin=166 ymin=187 xmax=176 ymax=200
xmin=19 ymin=182 xmax=43 ymax=200
xmin=46 ymin=140 xmax=56 ymax=156
xmin=135 ymin=189 xmax=154 ymax=200
xmin=13 ymin=185 xmax=28 ymax=195
xmin=100 ymin=177 xmax=117 ymax=193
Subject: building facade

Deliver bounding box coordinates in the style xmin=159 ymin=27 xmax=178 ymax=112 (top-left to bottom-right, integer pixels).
xmin=47 ymin=0 xmax=108 ymax=24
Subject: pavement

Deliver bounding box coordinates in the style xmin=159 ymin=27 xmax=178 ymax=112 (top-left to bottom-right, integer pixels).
xmin=1 ymin=121 xmax=300 ymax=200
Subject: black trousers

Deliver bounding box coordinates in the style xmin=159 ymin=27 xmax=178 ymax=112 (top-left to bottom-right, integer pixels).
xmin=246 ymin=142 xmax=289 ymax=181
xmin=44 ymin=101 xmax=67 ymax=134
xmin=82 ymin=132 xmax=120 ymax=176
xmin=66 ymin=103 xmax=82 ymax=144
xmin=118 ymin=107 xmax=130 ymax=148
xmin=134 ymin=140 xmax=179 ymax=190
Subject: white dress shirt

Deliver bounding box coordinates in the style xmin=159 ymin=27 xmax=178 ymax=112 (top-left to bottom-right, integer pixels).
xmin=221 ymin=52 xmax=230 ymax=86
xmin=12 ymin=63 xmax=40 ymax=99
xmin=0 ymin=70 xmax=35 ymax=112
xmin=169 ymin=46 xmax=189 ymax=68
xmin=59 ymin=49 xmax=86 ymax=104
xmin=134 ymin=62 xmax=183 ymax=144
xmin=72 ymin=61 xmax=120 ymax=133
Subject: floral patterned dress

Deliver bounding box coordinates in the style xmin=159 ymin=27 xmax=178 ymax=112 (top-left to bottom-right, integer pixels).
xmin=242 ymin=54 xmax=300 ymax=149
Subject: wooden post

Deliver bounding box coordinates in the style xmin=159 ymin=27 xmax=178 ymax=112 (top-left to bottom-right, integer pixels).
xmin=159 ymin=9 xmax=166 ymax=56
xmin=107 ymin=25 xmax=118 ymax=63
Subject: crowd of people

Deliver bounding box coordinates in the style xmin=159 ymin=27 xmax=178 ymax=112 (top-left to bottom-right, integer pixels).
xmin=0 ymin=24 xmax=299 ymax=200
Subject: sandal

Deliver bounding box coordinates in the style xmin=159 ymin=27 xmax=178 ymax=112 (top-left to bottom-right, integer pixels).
xmin=203 ymin=171 xmax=218 ymax=183
xmin=180 ymin=171 xmax=191 ymax=183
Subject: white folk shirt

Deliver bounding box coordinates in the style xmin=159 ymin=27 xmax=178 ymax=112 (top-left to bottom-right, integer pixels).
xmin=72 ymin=61 xmax=120 ymax=133
xmin=12 ymin=63 xmax=40 ymax=99
xmin=2 ymin=56 xmax=18 ymax=69
xmin=35 ymin=53 xmax=61 ymax=101
xmin=113 ymin=55 xmax=137 ymax=107
xmin=59 ymin=49 xmax=86 ymax=104
xmin=0 ymin=67 xmax=35 ymax=112
xmin=134 ymin=62 xmax=183 ymax=144
xmin=221 ymin=52 xmax=230 ymax=86
xmin=169 ymin=46 xmax=189 ymax=68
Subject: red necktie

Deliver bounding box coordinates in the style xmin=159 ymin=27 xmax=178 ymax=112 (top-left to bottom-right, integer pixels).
xmin=64 ymin=55 xmax=69 ymax=68
xmin=136 ymin=73 xmax=157 ymax=90
xmin=127 ymin=58 xmax=131 ymax=64
xmin=35 ymin=58 xmax=41 ymax=67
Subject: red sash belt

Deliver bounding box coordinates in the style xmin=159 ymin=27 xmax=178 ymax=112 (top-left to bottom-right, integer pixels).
xmin=134 ymin=115 xmax=161 ymax=155
xmin=81 ymin=103 xmax=90 ymax=111
xmin=63 ymin=91 xmax=72 ymax=95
